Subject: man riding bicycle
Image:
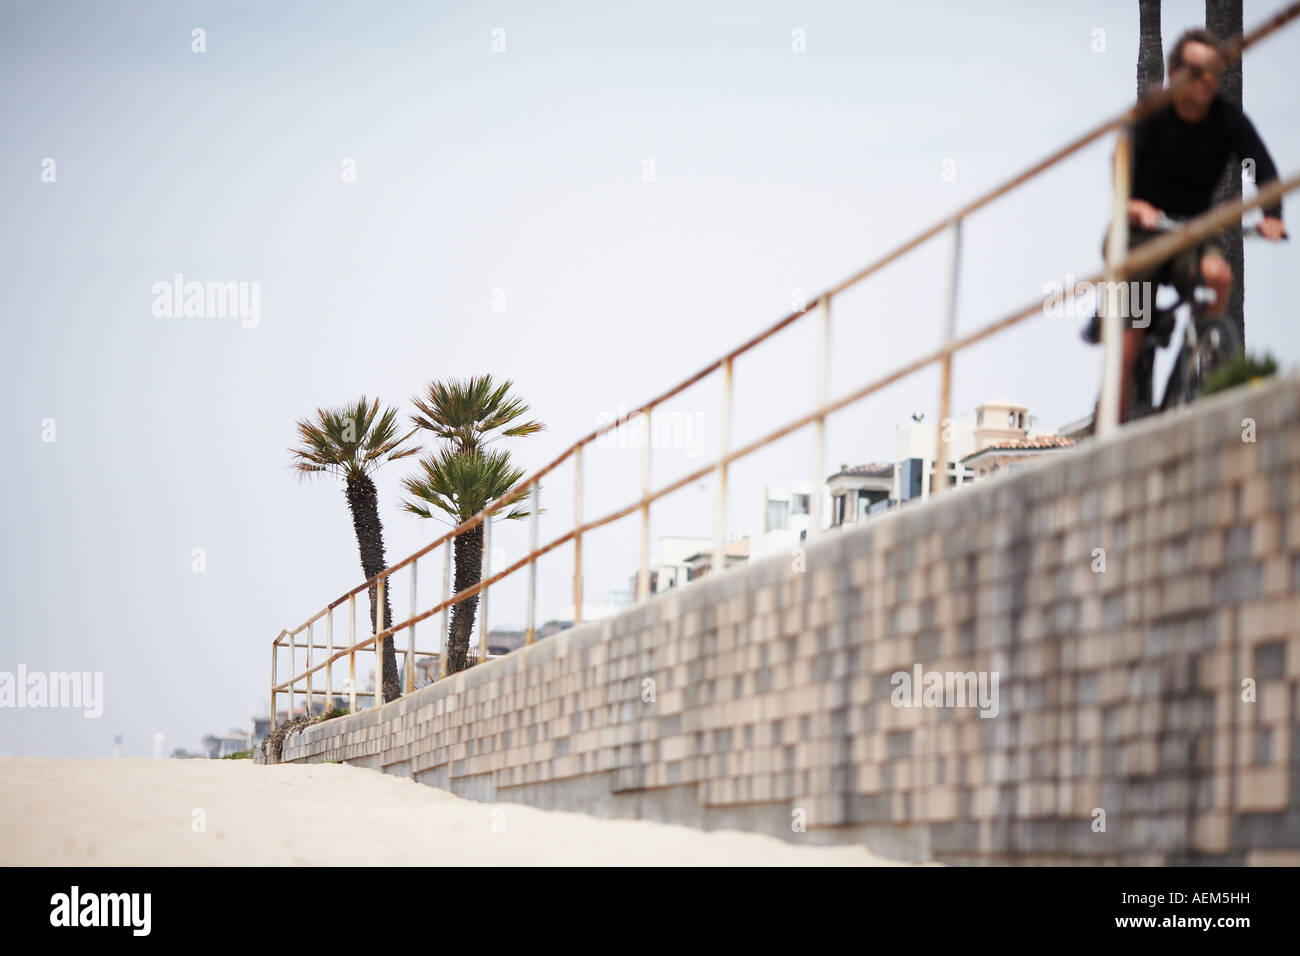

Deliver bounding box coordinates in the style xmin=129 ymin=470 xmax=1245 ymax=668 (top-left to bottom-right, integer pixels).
xmin=1110 ymin=28 xmax=1286 ymax=422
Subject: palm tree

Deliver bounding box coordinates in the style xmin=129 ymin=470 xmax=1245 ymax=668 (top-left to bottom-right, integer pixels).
xmin=1206 ymin=0 xmax=1245 ymax=347
xmin=404 ymin=376 xmax=543 ymax=676
xmin=402 ymin=447 xmax=536 ymax=674
xmin=1138 ymin=0 xmax=1163 ymax=95
xmin=289 ymin=397 xmax=420 ymax=703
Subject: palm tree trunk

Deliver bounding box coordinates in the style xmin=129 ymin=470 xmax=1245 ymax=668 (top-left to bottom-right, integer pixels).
xmin=1207 ymin=0 xmax=1245 ymax=348
xmin=444 ymin=523 xmax=484 ymax=676
xmin=1138 ymin=0 xmax=1163 ymax=94
xmin=345 ymin=473 xmax=402 ymax=702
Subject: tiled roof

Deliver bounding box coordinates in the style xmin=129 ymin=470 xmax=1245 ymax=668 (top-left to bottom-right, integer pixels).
xmin=962 ymin=436 xmax=1074 ymax=461
xmin=833 ymin=462 xmax=894 ymax=478
xmin=683 ymin=540 xmax=751 ymax=563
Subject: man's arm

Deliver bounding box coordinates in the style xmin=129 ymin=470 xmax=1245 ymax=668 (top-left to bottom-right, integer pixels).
xmin=1229 ymin=107 xmax=1283 ymax=220
xmin=1126 ymin=116 xmax=1163 ymax=227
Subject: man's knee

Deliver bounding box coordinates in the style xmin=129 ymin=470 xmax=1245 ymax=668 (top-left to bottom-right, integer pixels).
xmin=1201 ymin=254 xmax=1232 ymax=290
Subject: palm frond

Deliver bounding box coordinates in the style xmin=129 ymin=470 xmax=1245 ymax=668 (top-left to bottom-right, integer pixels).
xmin=288 ymin=395 xmax=420 ymax=481
xmin=401 ymin=445 xmax=539 ymax=524
xmin=410 ymin=374 xmax=545 ymax=453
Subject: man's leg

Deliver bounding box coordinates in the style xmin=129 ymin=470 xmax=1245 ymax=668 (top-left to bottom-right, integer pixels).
xmin=1118 ymin=327 xmax=1144 ymax=423
xmin=1200 ymin=252 xmax=1232 ymax=317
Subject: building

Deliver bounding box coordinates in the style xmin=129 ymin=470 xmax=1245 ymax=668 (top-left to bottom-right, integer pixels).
xmin=826 ymin=462 xmax=894 ymax=527
xmin=201 ymin=730 xmax=252 ymax=759
xmin=748 ymin=481 xmax=831 ymax=561
xmin=960 ymin=399 xmax=1075 ymax=478
xmin=826 ymin=401 xmax=1072 ymax=528
xmin=826 ymin=414 xmax=976 ymax=528
xmin=891 ymin=413 xmax=978 ymax=500
xmin=1058 ymin=410 xmax=1095 ymax=442
xmin=962 ymin=435 xmax=1077 ymax=476
xmin=195 ymin=710 xmax=284 ymax=758
xmin=681 ymin=539 xmax=751 ymax=581
xmin=486 ymin=629 xmax=526 ymax=654
xmin=630 ymin=536 xmax=745 ymax=594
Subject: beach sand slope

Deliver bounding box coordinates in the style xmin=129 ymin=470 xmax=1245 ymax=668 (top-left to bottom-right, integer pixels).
xmin=0 ymin=758 xmax=919 ymax=866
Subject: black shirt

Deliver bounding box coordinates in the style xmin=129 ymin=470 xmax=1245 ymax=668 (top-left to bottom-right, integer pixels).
xmin=1130 ymin=94 xmax=1282 ymax=220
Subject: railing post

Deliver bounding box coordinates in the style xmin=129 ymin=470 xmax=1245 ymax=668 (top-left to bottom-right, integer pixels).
xmin=714 ymin=357 xmax=733 ymax=577
xmin=933 ymin=218 xmax=964 ymax=496
xmin=808 ymin=296 xmax=830 ymax=540
xmin=348 ymin=593 xmax=357 ymax=713
xmin=638 ymin=411 xmax=652 ymax=600
xmin=374 ymin=575 xmax=386 ymax=708
xmin=406 ymin=559 xmax=417 ymax=693
xmin=440 ymin=538 xmax=451 ymax=676
xmin=305 ymin=620 xmax=313 ymax=716
xmin=526 ymin=478 xmax=540 ymax=644
xmin=326 ymin=608 xmax=333 ymax=710
xmin=573 ymin=444 xmax=583 ymax=626
xmin=287 ymin=630 xmax=295 ymax=719
xmin=481 ymin=516 xmax=491 ymax=663
xmin=1097 ymin=126 xmax=1132 ymax=440
xmin=270 ymin=637 xmax=278 ymax=732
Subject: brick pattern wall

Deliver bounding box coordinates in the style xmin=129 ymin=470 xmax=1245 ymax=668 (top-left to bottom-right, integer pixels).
xmin=263 ymin=379 xmax=1300 ymax=864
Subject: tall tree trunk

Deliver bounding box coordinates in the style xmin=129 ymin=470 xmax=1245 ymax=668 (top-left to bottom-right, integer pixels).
xmin=444 ymin=522 xmax=484 ymax=676
xmin=1137 ymin=0 xmax=1163 ymax=94
xmin=1207 ymin=0 xmax=1245 ymax=347
xmin=345 ymin=473 xmax=402 ymax=703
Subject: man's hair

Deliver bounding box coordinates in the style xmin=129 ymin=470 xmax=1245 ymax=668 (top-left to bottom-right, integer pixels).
xmin=1168 ymin=28 xmax=1225 ymax=74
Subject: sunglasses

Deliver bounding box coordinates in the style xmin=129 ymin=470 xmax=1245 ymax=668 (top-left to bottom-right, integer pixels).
xmin=1180 ymin=63 xmax=1221 ymax=82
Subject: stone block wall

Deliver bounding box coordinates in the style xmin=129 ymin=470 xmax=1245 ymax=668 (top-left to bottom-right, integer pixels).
xmin=260 ymin=378 xmax=1300 ymax=864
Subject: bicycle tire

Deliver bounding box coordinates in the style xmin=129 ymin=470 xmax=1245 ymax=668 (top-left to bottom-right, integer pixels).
xmin=1127 ymin=346 xmax=1157 ymax=422
xmin=1186 ymin=317 xmax=1243 ymax=403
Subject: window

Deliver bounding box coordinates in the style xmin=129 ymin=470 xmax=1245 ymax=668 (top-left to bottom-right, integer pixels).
xmin=766 ymin=498 xmax=789 ymax=531
xmin=791 ymin=493 xmax=810 ymax=515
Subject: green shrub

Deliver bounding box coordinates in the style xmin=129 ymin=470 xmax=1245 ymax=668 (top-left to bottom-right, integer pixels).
xmin=1203 ymin=352 xmax=1278 ymax=396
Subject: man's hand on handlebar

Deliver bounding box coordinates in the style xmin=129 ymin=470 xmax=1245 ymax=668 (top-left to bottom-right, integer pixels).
xmin=1259 ymin=216 xmax=1288 ymax=241
xmin=1128 ymin=199 xmax=1288 ymax=241
xmin=1128 ymin=199 xmax=1162 ymax=229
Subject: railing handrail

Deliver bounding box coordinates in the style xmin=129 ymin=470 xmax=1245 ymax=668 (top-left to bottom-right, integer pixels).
xmin=271 ymin=4 xmax=1300 ymax=722
xmin=347 ymin=169 xmax=1299 ymax=649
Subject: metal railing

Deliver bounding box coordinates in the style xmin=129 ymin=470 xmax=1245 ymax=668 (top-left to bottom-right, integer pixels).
xmin=270 ymin=3 xmax=1300 ymax=725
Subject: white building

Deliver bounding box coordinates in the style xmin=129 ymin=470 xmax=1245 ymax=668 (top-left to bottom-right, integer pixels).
xmin=891 ymin=414 xmax=978 ymax=500
xmin=748 ymin=481 xmax=832 ymax=561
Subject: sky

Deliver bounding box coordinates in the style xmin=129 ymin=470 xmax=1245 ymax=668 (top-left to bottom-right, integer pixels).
xmin=2 ymin=0 xmax=1298 ymax=757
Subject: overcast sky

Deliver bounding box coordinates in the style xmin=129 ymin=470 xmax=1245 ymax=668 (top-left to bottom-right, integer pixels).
xmin=3 ymin=0 xmax=1297 ymax=757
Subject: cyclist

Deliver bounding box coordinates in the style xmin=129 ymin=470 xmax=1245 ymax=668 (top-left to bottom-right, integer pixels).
xmin=1106 ymin=28 xmax=1286 ymax=422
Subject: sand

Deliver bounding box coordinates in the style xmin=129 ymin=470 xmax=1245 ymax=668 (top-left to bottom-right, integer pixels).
xmin=0 ymin=758 xmax=916 ymax=866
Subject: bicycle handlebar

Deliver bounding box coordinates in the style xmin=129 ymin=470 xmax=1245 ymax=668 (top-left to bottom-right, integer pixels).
xmin=1150 ymin=211 xmax=1289 ymax=240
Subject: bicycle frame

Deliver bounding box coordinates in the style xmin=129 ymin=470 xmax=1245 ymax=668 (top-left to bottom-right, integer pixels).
xmin=1125 ymin=214 xmax=1281 ymax=418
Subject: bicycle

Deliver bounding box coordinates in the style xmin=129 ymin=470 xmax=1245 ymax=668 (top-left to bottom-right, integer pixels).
xmin=1080 ymin=213 xmax=1285 ymax=422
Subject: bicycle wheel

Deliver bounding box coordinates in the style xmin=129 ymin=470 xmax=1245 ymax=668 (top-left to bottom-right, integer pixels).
xmin=1127 ymin=346 xmax=1157 ymax=422
xmin=1186 ymin=317 xmax=1242 ymax=402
